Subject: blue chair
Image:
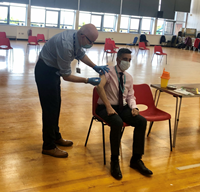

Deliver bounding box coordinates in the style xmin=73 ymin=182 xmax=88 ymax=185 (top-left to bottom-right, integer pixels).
xmin=126 ymin=37 xmax=138 ymax=50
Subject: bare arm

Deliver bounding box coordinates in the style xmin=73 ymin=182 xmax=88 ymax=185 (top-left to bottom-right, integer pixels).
xmin=96 ymin=75 xmax=117 ymax=116
xmin=62 ymin=74 xmax=87 ymax=83
xmin=80 ymin=55 xmax=96 ymax=68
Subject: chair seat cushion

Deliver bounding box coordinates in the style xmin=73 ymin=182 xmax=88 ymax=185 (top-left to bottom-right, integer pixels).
xmin=140 ymin=108 xmax=171 ymax=121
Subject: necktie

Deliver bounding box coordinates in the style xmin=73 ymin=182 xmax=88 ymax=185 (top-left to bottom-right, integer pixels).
xmin=119 ymin=72 xmax=124 ymax=111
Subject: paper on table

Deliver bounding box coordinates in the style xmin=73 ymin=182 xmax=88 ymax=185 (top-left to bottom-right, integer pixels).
xmin=174 ymin=88 xmax=195 ymax=95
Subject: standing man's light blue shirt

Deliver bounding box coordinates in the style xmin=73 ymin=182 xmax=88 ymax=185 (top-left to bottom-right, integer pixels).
xmin=39 ymin=30 xmax=85 ymax=76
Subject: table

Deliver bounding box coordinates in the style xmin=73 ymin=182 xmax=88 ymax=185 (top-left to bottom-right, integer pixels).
xmin=151 ymin=84 xmax=200 ymax=148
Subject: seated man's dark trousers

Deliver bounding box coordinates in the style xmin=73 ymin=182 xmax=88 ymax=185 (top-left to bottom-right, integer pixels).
xmin=35 ymin=59 xmax=62 ymax=150
xmin=96 ymin=104 xmax=147 ymax=158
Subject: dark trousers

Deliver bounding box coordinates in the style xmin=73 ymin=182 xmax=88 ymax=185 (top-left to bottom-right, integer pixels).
xmin=35 ymin=59 xmax=62 ymax=150
xmin=96 ymin=104 xmax=147 ymax=157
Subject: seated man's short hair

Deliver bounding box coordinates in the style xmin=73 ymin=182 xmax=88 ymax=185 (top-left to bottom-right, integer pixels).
xmin=117 ymin=48 xmax=132 ymax=58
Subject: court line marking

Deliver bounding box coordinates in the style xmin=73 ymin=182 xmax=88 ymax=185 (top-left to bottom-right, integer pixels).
xmin=177 ymin=163 xmax=200 ymax=170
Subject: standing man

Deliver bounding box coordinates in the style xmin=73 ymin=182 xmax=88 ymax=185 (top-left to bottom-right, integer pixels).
xmin=96 ymin=48 xmax=153 ymax=180
xmin=35 ymin=24 xmax=109 ymax=158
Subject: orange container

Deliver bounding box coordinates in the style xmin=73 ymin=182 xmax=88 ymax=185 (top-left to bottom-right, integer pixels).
xmin=160 ymin=68 xmax=170 ymax=88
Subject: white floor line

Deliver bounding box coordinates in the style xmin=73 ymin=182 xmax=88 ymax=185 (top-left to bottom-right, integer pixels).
xmin=177 ymin=163 xmax=200 ymax=170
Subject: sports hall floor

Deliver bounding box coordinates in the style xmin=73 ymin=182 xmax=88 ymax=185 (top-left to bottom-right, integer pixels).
xmin=1 ymin=41 xmax=200 ymax=192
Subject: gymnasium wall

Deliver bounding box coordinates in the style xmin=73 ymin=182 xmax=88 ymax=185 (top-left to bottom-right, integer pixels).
xmin=0 ymin=25 xmax=172 ymax=45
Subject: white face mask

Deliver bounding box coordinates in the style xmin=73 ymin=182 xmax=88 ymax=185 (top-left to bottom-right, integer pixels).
xmin=119 ymin=60 xmax=130 ymax=71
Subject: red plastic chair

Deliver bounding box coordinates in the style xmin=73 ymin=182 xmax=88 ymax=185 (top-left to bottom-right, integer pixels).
xmin=133 ymin=84 xmax=172 ymax=151
xmin=0 ymin=38 xmax=13 ymax=50
xmin=26 ymin=36 xmax=40 ymax=54
xmin=0 ymin=38 xmax=13 ymax=59
xmin=0 ymin=32 xmax=6 ymax=38
xmin=151 ymin=46 xmax=167 ymax=64
xmin=105 ymin=38 xmax=112 ymax=44
xmin=110 ymin=40 xmax=119 ymax=50
xmin=102 ymin=43 xmax=117 ymax=63
xmin=84 ymin=87 xmax=129 ymax=165
xmin=37 ymin=34 xmax=46 ymax=43
xmin=136 ymin=42 xmax=150 ymax=56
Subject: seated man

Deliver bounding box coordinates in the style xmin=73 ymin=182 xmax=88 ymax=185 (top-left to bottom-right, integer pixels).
xmin=96 ymin=48 xmax=153 ymax=180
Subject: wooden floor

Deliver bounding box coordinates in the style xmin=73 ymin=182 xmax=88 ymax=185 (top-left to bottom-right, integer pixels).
xmin=1 ymin=41 xmax=200 ymax=192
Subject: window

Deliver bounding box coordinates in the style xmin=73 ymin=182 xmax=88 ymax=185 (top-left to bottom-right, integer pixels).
xmin=130 ymin=18 xmax=140 ymax=33
xmin=0 ymin=6 xmax=8 ymax=24
xmin=120 ymin=15 xmax=141 ymax=33
xmin=10 ymin=6 xmax=26 ymax=26
xmin=91 ymin=14 xmax=102 ymax=30
xmin=0 ymin=2 xmax=27 ymax=26
xmin=79 ymin=12 xmax=90 ymax=28
xmin=156 ymin=19 xmax=174 ymax=35
xmin=60 ymin=10 xmax=75 ymax=29
xmin=156 ymin=19 xmax=164 ymax=35
xmin=103 ymin=14 xmax=117 ymax=32
xmin=31 ymin=7 xmax=45 ymax=27
xmin=120 ymin=15 xmax=155 ymax=34
xmin=31 ymin=6 xmax=76 ymax=29
xmin=46 ymin=10 xmax=59 ymax=28
xmin=174 ymin=12 xmax=187 ymax=35
xmin=165 ymin=21 xmax=174 ymax=35
xmin=120 ymin=16 xmax=129 ymax=33
xmin=141 ymin=17 xmax=155 ymax=34
xmin=79 ymin=11 xmax=117 ymax=32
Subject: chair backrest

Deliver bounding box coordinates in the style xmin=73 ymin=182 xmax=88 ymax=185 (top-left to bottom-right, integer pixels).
xmin=133 ymin=37 xmax=138 ymax=44
xmin=0 ymin=38 xmax=12 ymax=49
xmin=0 ymin=32 xmax=6 ymax=38
xmin=110 ymin=40 xmax=116 ymax=47
xmin=154 ymin=45 xmax=163 ymax=54
xmin=104 ymin=42 xmax=114 ymax=51
xmin=138 ymin=42 xmax=146 ymax=49
xmin=92 ymin=87 xmax=99 ymax=116
xmin=133 ymin=84 xmax=156 ymax=109
xmin=37 ymin=34 xmax=45 ymax=42
xmin=28 ymin=36 xmax=38 ymax=45
xmin=105 ymin=38 xmax=112 ymax=44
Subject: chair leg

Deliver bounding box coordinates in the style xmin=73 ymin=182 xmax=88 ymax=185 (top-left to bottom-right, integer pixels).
xmin=84 ymin=117 xmax=95 ymax=147
xmin=161 ymin=55 xmax=164 ymax=63
xmin=136 ymin=49 xmax=139 ymax=56
xmin=112 ymin=53 xmax=115 ymax=61
xmin=26 ymin=44 xmax=29 ymax=54
xmin=102 ymin=52 xmax=105 ymax=61
xmin=169 ymin=119 xmax=172 ymax=151
xmin=106 ymin=52 xmax=108 ymax=63
xmin=101 ymin=122 xmax=106 ymax=165
xmin=151 ymin=54 xmax=155 ymax=62
xmin=147 ymin=121 xmax=154 ymax=137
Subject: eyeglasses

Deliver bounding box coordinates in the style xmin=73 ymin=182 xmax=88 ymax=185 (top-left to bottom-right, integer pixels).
xmin=82 ymin=34 xmax=94 ymax=44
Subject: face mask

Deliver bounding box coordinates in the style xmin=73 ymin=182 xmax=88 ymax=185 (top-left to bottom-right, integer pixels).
xmin=82 ymin=44 xmax=93 ymax=49
xmin=119 ymin=60 xmax=130 ymax=71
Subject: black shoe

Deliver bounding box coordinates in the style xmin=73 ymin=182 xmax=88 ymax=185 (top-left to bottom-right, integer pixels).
xmin=130 ymin=159 xmax=153 ymax=176
xmin=110 ymin=160 xmax=122 ymax=180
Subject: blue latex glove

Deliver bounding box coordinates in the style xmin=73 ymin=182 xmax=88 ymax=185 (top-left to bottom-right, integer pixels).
xmin=88 ymin=78 xmax=101 ymax=86
xmin=93 ymin=65 xmax=110 ymax=75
